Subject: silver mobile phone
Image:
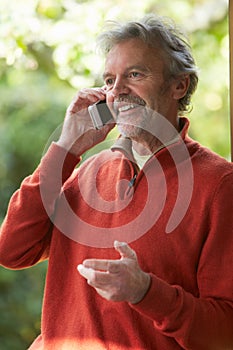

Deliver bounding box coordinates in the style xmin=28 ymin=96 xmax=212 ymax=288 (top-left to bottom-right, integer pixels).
xmin=88 ymin=100 xmax=114 ymax=129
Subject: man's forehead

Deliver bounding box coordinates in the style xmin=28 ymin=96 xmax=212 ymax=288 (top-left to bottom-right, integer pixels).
xmin=103 ymin=44 xmax=163 ymax=78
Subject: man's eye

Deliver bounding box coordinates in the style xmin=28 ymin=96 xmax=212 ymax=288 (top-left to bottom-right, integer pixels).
xmin=129 ymin=72 xmax=141 ymax=78
xmin=105 ymin=78 xmax=114 ymax=86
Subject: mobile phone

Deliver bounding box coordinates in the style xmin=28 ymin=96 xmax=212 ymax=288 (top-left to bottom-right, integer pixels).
xmin=88 ymin=100 xmax=114 ymax=129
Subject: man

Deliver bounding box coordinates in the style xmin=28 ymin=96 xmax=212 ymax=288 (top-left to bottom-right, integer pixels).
xmin=0 ymin=14 xmax=233 ymax=350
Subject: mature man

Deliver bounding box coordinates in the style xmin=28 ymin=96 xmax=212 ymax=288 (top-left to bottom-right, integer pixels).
xmin=0 ymin=14 xmax=233 ymax=350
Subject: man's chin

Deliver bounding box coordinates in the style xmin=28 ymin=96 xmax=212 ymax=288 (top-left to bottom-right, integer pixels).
xmin=117 ymin=123 xmax=144 ymax=140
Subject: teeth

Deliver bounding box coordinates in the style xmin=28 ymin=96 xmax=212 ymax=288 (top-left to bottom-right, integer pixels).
xmin=118 ymin=104 xmax=135 ymax=112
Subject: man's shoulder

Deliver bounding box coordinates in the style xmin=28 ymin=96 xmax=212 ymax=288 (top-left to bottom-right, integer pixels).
xmin=187 ymin=137 xmax=233 ymax=181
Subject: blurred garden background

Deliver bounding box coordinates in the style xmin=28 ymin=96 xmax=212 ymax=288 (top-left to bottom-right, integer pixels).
xmin=0 ymin=0 xmax=231 ymax=348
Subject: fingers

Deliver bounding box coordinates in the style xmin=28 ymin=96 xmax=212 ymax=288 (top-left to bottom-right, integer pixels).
xmin=81 ymin=259 xmax=121 ymax=273
xmin=78 ymin=87 xmax=106 ymax=103
xmin=79 ymin=242 xmax=136 ymax=276
xmin=77 ymin=264 xmax=119 ymax=289
xmin=114 ymin=240 xmax=137 ymax=260
xmin=97 ymin=121 xmax=116 ymax=138
xmin=77 ymin=243 xmax=147 ymax=303
xmin=77 ymin=264 xmax=108 ymax=284
xmin=80 ymin=241 xmax=137 ymax=273
xmin=77 ymin=264 xmax=95 ymax=281
xmin=67 ymin=87 xmax=106 ymax=115
xmin=77 ymin=255 xmax=126 ymax=291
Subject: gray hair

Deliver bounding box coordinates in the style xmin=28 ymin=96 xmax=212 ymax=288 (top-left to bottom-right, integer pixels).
xmin=97 ymin=14 xmax=198 ymax=113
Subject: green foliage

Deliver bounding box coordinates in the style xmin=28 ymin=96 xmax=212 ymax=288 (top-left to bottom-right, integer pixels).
xmin=0 ymin=70 xmax=74 ymax=219
xmin=0 ymin=262 xmax=47 ymax=349
xmin=0 ymin=0 xmax=231 ymax=348
xmin=190 ymin=15 xmax=230 ymax=158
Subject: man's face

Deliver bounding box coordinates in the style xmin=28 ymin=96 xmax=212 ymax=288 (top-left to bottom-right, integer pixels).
xmin=104 ymin=38 xmax=181 ymax=141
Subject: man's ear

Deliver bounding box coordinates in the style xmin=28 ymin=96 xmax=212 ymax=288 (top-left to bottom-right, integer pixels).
xmin=172 ymin=75 xmax=190 ymax=100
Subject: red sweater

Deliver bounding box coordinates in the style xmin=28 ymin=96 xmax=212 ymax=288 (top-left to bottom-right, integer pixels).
xmin=0 ymin=118 xmax=233 ymax=349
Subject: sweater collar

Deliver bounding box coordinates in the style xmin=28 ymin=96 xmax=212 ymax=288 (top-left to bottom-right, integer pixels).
xmin=111 ymin=117 xmax=190 ymax=160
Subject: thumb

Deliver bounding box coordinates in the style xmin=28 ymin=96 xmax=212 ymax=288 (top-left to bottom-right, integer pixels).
xmin=114 ymin=241 xmax=137 ymax=260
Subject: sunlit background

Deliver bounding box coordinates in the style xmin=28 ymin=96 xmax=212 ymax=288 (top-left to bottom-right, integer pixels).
xmin=0 ymin=0 xmax=230 ymax=348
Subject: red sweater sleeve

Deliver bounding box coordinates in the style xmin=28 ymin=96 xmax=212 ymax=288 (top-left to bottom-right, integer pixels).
xmin=130 ymin=172 xmax=233 ymax=349
xmin=0 ymin=143 xmax=80 ymax=269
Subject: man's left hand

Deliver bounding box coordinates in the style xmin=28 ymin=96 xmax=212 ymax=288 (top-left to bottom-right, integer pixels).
xmin=77 ymin=241 xmax=151 ymax=304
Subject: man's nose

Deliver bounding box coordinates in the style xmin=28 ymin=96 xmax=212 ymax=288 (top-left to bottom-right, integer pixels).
xmin=111 ymin=77 xmax=130 ymax=98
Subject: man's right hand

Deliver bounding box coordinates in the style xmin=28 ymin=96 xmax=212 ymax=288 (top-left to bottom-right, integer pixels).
xmin=56 ymin=87 xmax=115 ymax=156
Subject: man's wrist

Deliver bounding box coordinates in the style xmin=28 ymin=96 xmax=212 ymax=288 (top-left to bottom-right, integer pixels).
xmin=55 ymin=140 xmax=80 ymax=157
xmin=130 ymin=273 xmax=151 ymax=305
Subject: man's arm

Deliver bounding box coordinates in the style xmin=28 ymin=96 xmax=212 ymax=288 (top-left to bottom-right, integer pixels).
xmin=0 ymin=87 xmax=114 ymax=269
xmin=0 ymin=144 xmax=80 ymax=269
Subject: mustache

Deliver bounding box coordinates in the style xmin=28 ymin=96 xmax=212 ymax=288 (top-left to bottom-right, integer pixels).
xmin=114 ymin=95 xmax=146 ymax=107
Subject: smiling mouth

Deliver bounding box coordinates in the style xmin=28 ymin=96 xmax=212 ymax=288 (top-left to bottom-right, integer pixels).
xmin=114 ymin=97 xmax=146 ymax=115
xmin=118 ymin=104 xmax=139 ymax=113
